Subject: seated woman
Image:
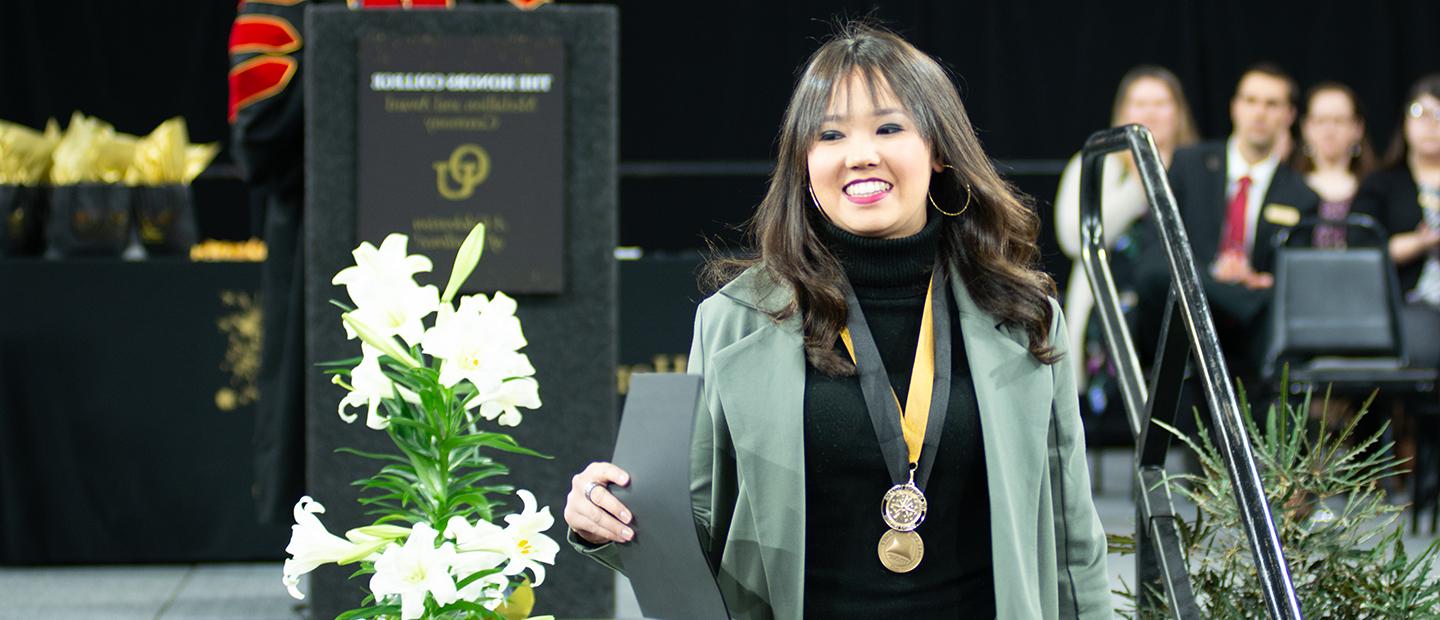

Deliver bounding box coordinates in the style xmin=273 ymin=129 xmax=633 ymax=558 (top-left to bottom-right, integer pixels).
xmin=1052 ymin=66 xmax=1197 ymax=421
xmin=1354 ymin=74 xmax=1440 ymax=372
xmin=1291 ymin=82 xmax=1377 ymax=248
xmin=564 ymin=23 xmax=1111 ymax=619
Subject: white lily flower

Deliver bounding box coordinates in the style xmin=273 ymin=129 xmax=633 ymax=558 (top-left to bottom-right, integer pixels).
xmin=465 ymin=377 xmax=541 ymax=427
xmin=443 ymin=515 xmax=512 ymax=604
xmin=421 ymin=293 xmax=534 ymax=392
xmin=333 ymin=234 xmax=440 ymax=347
xmin=444 ymin=490 xmax=558 ymax=587
xmin=343 ymin=285 xmax=439 ymax=348
xmin=445 ymin=515 xmax=510 ymax=571
xmin=333 ymin=233 xmax=433 ymax=304
xmin=464 ymin=570 xmax=512 ymax=608
xmin=282 ymin=497 xmax=365 ymax=600
xmin=497 ymin=490 xmax=560 ymax=586
xmin=337 ymin=345 xmax=398 ymax=429
xmin=370 ymin=522 xmax=460 ymax=620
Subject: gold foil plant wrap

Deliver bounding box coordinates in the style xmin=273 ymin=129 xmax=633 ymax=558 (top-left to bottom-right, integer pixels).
xmin=126 ymin=117 xmax=218 ymax=186
xmin=126 ymin=117 xmax=215 ymax=255
xmin=47 ymin=113 xmax=137 ymax=256
xmin=40 ymin=114 xmax=216 ymax=257
xmin=42 ymin=113 xmax=217 ymax=186
xmin=0 ymin=118 xmax=60 ymax=185
xmin=50 ymin=112 xmax=137 ymax=185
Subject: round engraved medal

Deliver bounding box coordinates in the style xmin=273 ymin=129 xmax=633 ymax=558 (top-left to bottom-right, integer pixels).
xmin=878 ymin=529 xmax=924 ymax=573
xmin=881 ymin=482 xmax=928 ymax=532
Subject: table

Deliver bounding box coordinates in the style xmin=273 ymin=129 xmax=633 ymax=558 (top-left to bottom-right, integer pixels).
xmin=0 ymin=259 xmax=289 ymax=564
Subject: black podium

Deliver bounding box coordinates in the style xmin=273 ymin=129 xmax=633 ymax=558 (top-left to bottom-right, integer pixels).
xmin=304 ymin=5 xmax=617 ymax=618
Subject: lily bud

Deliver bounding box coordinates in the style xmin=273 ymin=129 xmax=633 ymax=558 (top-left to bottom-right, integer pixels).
xmin=441 ymin=222 xmax=487 ymax=304
xmin=343 ymin=313 xmax=421 ymax=368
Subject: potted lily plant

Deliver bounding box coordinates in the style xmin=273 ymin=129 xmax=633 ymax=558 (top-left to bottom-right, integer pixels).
xmin=281 ymin=223 xmax=558 ymax=620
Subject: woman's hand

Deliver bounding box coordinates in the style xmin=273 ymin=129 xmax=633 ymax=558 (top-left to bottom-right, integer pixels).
xmin=564 ymin=462 xmax=634 ymax=546
xmin=1391 ymin=223 xmax=1440 ymax=266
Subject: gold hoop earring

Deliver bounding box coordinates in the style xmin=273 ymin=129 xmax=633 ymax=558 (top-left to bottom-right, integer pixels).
xmin=929 ymin=186 xmax=972 ymax=217
xmin=930 ymin=163 xmax=972 ymax=217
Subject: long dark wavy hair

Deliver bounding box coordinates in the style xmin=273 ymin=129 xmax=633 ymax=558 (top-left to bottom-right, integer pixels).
xmin=707 ymin=23 xmax=1058 ymax=374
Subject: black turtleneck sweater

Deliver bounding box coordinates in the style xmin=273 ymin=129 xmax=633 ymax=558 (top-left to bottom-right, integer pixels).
xmin=803 ymin=216 xmax=994 ymax=618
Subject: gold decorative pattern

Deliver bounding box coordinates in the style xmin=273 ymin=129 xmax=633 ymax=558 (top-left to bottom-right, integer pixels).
xmin=216 ymin=290 xmax=263 ymax=412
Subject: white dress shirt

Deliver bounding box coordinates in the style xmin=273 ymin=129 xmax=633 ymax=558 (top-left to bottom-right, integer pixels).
xmin=1225 ymin=136 xmax=1281 ymax=256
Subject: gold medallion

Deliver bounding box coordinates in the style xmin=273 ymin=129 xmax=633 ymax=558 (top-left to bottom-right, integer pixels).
xmin=878 ymin=528 xmax=924 ymax=573
xmin=881 ymin=482 xmax=927 ymax=531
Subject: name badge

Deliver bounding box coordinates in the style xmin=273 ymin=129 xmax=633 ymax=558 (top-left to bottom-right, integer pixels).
xmin=1263 ymin=203 xmax=1301 ymax=227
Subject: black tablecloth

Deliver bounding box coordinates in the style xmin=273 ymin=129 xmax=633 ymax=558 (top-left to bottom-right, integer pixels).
xmin=0 ymin=259 xmax=289 ymax=564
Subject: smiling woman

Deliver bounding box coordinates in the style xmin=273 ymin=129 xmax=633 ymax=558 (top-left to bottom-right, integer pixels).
xmin=807 ymin=78 xmax=938 ymax=239
xmin=564 ymin=22 xmax=1111 ymax=619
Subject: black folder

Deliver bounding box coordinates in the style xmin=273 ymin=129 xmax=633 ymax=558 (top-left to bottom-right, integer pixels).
xmin=611 ymin=374 xmax=731 ymax=620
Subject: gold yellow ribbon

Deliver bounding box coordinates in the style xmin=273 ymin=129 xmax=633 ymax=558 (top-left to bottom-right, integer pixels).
xmin=839 ymin=274 xmax=936 ymax=466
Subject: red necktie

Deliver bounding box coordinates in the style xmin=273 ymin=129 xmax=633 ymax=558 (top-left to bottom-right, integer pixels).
xmin=1221 ymin=176 xmax=1252 ymax=255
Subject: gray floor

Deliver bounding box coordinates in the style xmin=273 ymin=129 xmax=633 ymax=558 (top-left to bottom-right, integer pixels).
xmin=3 ymin=449 xmax=1435 ymax=618
xmin=0 ymin=563 xmax=304 ymax=620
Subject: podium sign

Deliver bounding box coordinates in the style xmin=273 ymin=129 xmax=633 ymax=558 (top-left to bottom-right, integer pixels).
xmin=357 ymin=34 xmax=565 ymax=293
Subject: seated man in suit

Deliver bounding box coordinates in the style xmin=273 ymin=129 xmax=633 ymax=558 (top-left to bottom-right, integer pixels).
xmin=1136 ymin=62 xmax=1319 ymax=386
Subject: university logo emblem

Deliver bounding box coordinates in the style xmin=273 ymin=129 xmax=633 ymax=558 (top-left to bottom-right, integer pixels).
xmin=433 ymin=143 xmax=491 ymax=200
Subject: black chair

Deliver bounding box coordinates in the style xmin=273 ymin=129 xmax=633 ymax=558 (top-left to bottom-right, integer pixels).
xmin=1262 ymin=214 xmax=1440 ymax=529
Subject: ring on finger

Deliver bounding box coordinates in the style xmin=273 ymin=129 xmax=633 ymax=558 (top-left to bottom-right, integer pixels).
xmin=584 ymin=480 xmax=602 ymax=504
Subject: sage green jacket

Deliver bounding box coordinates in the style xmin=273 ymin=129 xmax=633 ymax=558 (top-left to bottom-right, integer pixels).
xmin=572 ymin=266 xmax=1112 ymax=619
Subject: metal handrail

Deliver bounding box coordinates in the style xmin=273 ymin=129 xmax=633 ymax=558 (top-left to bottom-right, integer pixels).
xmin=1078 ymin=124 xmax=1302 ymax=619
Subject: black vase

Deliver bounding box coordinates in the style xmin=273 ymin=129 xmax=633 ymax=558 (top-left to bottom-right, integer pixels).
xmin=46 ymin=183 xmax=132 ymax=257
xmin=0 ymin=184 xmax=48 ymax=257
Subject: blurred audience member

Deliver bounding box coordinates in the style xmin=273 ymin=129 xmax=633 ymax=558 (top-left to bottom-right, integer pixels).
xmin=1053 ymin=66 xmax=1197 ymax=415
xmin=1136 ymin=63 xmax=1318 ymax=383
xmin=1354 ymin=74 xmax=1440 ymax=371
xmin=1292 ymin=82 xmax=1377 ymax=248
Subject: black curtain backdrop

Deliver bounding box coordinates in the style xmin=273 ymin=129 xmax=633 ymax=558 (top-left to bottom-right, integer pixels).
xmin=0 ymin=1 xmax=234 ymax=151
xmin=608 ymin=0 xmax=1440 ymax=163
xmin=601 ymin=0 xmax=1440 ymax=259
xmin=3 ymin=1 xmax=1438 ymax=256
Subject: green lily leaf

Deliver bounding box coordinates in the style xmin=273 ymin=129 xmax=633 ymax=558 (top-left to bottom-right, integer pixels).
xmin=317 ymin=355 xmax=364 ymax=368
xmin=443 ymin=432 xmax=549 ymax=459
xmin=449 ymin=467 xmax=509 ymax=491
xmin=335 ymin=603 xmax=400 ymax=620
xmin=454 ymin=567 xmax=503 ymax=589
xmin=334 ymin=447 xmax=408 ymax=464
xmin=436 ymin=599 xmax=506 ymax=620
